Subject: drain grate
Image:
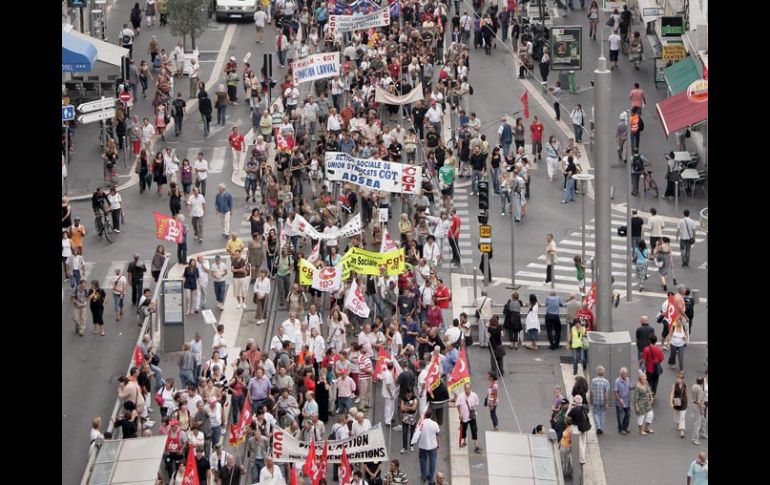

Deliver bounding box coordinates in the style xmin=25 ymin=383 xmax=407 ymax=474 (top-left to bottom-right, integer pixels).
xmin=559 ymin=355 xmax=575 ymax=364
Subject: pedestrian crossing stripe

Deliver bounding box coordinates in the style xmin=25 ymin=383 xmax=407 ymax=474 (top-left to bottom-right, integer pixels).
xmin=185 ymin=146 xmax=228 ymax=174
xmin=568 ymin=232 xmax=706 ymax=244
xmin=558 ymin=239 xmax=684 ymax=254
xmin=533 ymin=258 xmax=663 ymax=272
xmin=100 ymin=261 xmax=128 ymax=291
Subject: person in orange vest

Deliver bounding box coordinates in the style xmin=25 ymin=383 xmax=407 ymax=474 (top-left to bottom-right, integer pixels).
xmin=629 ymin=107 xmax=644 ymax=153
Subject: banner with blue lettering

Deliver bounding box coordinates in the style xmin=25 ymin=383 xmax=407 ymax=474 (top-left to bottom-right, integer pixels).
xmin=324 ymin=152 xmax=423 ymax=195
xmin=291 ymin=52 xmax=340 ymax=85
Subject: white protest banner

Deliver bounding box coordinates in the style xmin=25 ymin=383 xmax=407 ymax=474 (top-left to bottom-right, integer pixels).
xmin=312 ymin=265 xmax=343 ymax=293
xmin=272 ymin=425 xmax=389 ymax=464
xmin=380 ymin=227 xmax=398 ymax=253
xmin=324 ymin=152 xmax=423 ymax=195
xmin=374 ymin=86 xmax=425 ymax=105
xmin=292 ymin=52 xmax=340 ymax=85
xmin=344 ymin=279 xmax=371 ymax=318
xmin=292 ymin=213 xmax=362 ymax=241
xmin=329 ymin=8 xmax=391 ymax=33
xmin=308 ymin=240 xmax=321 ymax=263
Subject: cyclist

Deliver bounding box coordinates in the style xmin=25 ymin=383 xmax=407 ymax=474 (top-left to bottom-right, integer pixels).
xmin=92 ymin=188 xmax=111 ymax=235
xmin=630 ymin=151 xmax=649 ymax=196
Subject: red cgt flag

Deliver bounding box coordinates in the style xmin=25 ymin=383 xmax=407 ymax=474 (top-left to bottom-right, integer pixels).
xmin=584 ymin=282 xmax=597 ymax=312
xmin=303 ymin=439 xmax=317 ymax=478
xmin=181 ymin=446 xmax=200 ymax=485
xmin=339 ymin=446 xmax=352 ymax=485
xmin=424 ymin=352 xmax=442 ymax=397
xmin=373 ymin=346 xmax=389 ymax=382
xmin=520 ymin=90 xmax=530 ymax=119
xmin=228 ymin=400 xmax=253 ymax=446
xmin=132 ymin=345 xmax=144 ymax=368
xmin=153 ymin=211 xmax=185 ymax=244
xmin=275 ymin=128 xmax=296 ymax=152
xmin=665 ymin=294 xmax=680 ymax=330
xmin=313 ymin=440 xmax=329 ymax=485
xmin=447 ymin=346 xmax=471 ymax=393
xmin=290 ymin=464 xmax=298 ymax=485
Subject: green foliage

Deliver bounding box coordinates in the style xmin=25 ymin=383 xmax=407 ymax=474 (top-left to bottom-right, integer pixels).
xmin=167 ymin=0 xmax=208 ymax=49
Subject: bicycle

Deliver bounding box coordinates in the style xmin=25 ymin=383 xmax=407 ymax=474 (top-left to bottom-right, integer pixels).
xmin=94 ymin=207 xmax=115 ymax=243
xmin=641 ymin=168 xmax=659 ymax=198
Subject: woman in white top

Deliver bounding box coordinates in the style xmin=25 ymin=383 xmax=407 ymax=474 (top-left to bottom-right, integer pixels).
xmin=107 ymin=187 xmax=124 ymax=233
xmin=328 ymin=307 xmax=349 ymax=352
xmin=427 ymin=212 xmax=451 ymax=260
xmin=62 ymin=231 xmax=73 ymax=278
xmin=587 ymin=1 xmax=600 ymax=40
xmin=666 ymin=317 xmax=689 ymax=372
xmin=524 ymin=294 xmax=541 ymax=350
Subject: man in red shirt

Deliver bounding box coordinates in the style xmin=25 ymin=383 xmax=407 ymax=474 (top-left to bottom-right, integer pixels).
xmin=448 ymin=208 xmax=462 ymax=267
xmin=576 ymin=303 xmax=595 ymax=331
xmin=641 ymin=334 xmax=664 ymax=395
xmin=228 ymin=127 xmax=245 ymax=173
xmin=434 ymin=279 xmax=451 ymax=309
xmin=530 ymin=115 xmax=544 ymax=161
xmin=628 ymin=83 xmax=646 ymax=115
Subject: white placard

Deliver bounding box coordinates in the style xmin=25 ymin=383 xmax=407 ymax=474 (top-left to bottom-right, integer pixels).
xmin=324 ymin=152 xmax=423 ymax=195
xmin=292 ymin=52 xmax=340 ymax=85
xmin=328 ymin=8 xmax=391 ymax=33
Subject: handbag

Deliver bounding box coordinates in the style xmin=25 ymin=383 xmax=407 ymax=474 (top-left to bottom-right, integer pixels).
xmin=580 ymin=333 xmax=590 ymax=349
xmin=154 ymin=390 xmax=165 ymax=406
xmin=654 ymin=362 xmax=664 ymax=376
xmin=605 ymin=17 xmax=614 ymax=27
xmin=673 ymin=397 xmax=682 ymax=407
xmin=475 ymin=297 xmax=487 ymax=319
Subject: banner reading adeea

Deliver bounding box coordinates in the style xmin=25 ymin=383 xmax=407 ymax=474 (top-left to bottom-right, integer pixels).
xmin=340 ymin=246 xmax=405 ymax=278
xmin=324 ymin=152 xmax=422 ymax=195
xmin=292 ymin=52 xmax=340 ymax=85
xmin=273 ymin=425 xmax=389 ymax=464
xmin=329 ymin=8 xmax=390 ymax=33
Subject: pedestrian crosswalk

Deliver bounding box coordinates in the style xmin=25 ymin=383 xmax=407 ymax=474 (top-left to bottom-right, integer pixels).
xmin=184 ymin=146 xmax=227 ymax=174
xmin=513 ymin=213 xmax=705 ymax=295
xmin=439 ymin=184 xmax=473 ymax=270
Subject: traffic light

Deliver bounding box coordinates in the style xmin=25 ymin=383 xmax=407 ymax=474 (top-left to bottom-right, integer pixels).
xmin=478 ymin=181 xmax=489 ymax=224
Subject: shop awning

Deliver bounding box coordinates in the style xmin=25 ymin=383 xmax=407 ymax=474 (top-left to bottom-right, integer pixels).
xmin=62 ymin=24 xmax=129 ymax=69
xmin=664 ymin=56 xmax=700 ymax=95
xmin=62 ymin=30 xmax=97 ymax=72
xmin=656 ymin=90 xmax=708 ymax=136
xmin=638 ymin=0 xmax=664 ymax=24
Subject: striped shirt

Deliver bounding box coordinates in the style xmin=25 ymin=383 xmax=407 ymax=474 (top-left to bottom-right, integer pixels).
xmin=358 ymin=354 xmax=373 ymax=379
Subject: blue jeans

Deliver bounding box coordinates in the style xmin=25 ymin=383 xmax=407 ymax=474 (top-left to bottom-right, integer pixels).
xmin=593 ymin=405 xmax=606 ymax=431
xmin=180 ymin=369 xmax=195 ymax=388
xmin=211 ymin=425 xmax=222 ymax=447
xmin=573 ymin=123 xmax=583 ymax=142
xmin=572 ymin=348 xmax=587 ymax=374
xmin=513 ymin=192 xmax=522 ymax=220
xmin=231 ymin=394 xmax=244 ymax=423
xmin=419 ymin=447 xmax=438 ymax=485
xmin=616 ymin=406 xmax=631 ymax=432
xmin=217 ymin=105 xmax=227 ymax=125
xmin=113 ymin=293 xmax=124 ymax=314
xmin=491 ymin=167 xmax=500 ymax=193
xmin=151 ymin=364 xmax=165 ymax=391
xmin=201 ymin=113 xmax=210 ymax=136
xmin=500 ymin=189 xmax=511 ymax=215
xmin=277 ymin=50 xmax=286 ymax=66
xmin=337 ymin=396 xmax=353 ymax=414
xmin=563 ymin=177 xmax=576 ymax=202
xmin=70 ymin=269 xmax=82 ymax=290
xmin=471 ymin=169 xmax=482 ymax=193
xmin=214 ymin=281 xmax=226 ymax=304
xmin=502 ymin=142 xmax=512 ymax=159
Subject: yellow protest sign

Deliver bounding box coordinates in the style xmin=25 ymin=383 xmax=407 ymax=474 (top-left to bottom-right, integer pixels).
xmin=299 ymin=258 xmax=316 ymax=286
xmin=340 ymin=247 xmax=405 ymax=278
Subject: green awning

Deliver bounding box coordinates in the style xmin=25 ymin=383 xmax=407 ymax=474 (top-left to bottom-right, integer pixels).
xmin=664 ymin=56 xmax=699 ymax=95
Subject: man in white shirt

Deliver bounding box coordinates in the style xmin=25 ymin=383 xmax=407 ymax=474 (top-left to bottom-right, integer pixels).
xmin=419 ymin=280 xmax=436 ymax=322
xmin=190 ymin=332 xmax=204 ymax=380
xmin=187 ymin=187 xmax=206 ymax=243
xmin=351 ymin=411 xmax=372 ymax=436
xmin=284 ymin=83 xmax=300 ymax=117
xmin=119 ymin=24 xmax=135 ymax=58
xmin=459 ymin=12 xmax=473 ymax=43
xmin=292 ymin=321 xmax=312 ymax=352
xmin=456 ymin=383 xmax=482 ymax=452
xmin=281 ymin=313 xmax=300 ymax=338
xmin=323 ymin=219 xmax=339 ymax=253
xmin=259 ymin=456 xmax=284 ymax=484
xmin=212 ymin=323 xmax=228 ymax=364
xmin=426 ymin=101 xmax=443 ymax=134
xmin=444 ymin=319 xmax=462 ymax=348
xmin=210 ymin=255 xmax=227 ymax=310
xmin=163 ymin=147 xmax=180 ymax=184
xmin=270 ymin=328 xmax=291 ymax=356
xmin=380 ymin=362 xmax=397 ymax=426
xmin=188 ymin=59 xmax=200 ymax=98
xmin=417 ymin=410 xmax=441 ymax=484
xmin=647 ymin=207 xmax=665 ymax=249
xmin=254 ymin=269 xmax=270 ymax=322
xmin=193 ymin=152 xmax=209 ymax=196
xmin=206 ymin=396 xmax=225 ymax=446
xmin=327 ymin=107 xmax=342 ymax=134
xmin=413 ymin=259 xmax=431 ymax=288
xmin=423 ymin=236 xmax=440 ymax=268
xmin=305 ymin=304 xmax=322 ymax=332
xmin=608 ymin=30 xmax=621 ymax=70
xmin=676 ymin=209 xmax=697 ymax=267
xmin=141 ymin=118 xmax=156 ymax=154
xmin=253 ymin=7 xmax=267 ymax=43
xmin=310 ymin=327 xmax=326 ymax=363
xmin=195 ymin=254 xmax=210 ymax=311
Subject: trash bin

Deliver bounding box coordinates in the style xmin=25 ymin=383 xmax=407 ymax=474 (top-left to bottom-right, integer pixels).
xmin=568 ymin=71 xmax=577 ymax=94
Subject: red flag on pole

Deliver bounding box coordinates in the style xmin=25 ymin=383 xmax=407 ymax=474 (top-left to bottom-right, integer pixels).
xmin=228 ymin=400 xmax=253 ymax=446
xmin=303 ymin=439 xmax=317 ymax=477
xmin=373 ymin=346 xmax=389 ymax=381
xmin=665 ymin=294 xmax=680 ymax=330
xmin=424 ymin=352 xmax=442 ymax=397
xmin=447 ymin=347 xmax=471 ymax=393
xmin=153 ymin=211 xmax=185 ymax=244
xmin=339 ymin=446 xmax=353 ymax=485
xmin=313 ymin=440 xmax=329 ymax=485
xmin=132 ymin=344 xmax=144 ymax=368
xmin=583 ymin=282 xmax=597 ymax=312
xmin=181 ymin=446 xmax=200 ymax=485
xmin=290 ymin=464 xmax=298 ymax=485
xmin=520 ymin=90 xmax=530 ymax=118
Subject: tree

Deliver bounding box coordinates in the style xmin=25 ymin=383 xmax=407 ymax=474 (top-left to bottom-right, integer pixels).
xmin=167 ymin=0 xmax=208 ymax=50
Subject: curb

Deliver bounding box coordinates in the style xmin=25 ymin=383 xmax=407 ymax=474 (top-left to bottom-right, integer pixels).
xmin=68 ymin=158 xmax=140 ymax=202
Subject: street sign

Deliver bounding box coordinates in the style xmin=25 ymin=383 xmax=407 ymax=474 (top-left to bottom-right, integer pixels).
xmin=78 ymin=108 xmax=116 ymax=124
xmin=479 ymin=224 xmax=492 ymax=238
xmin=119 ymin=91 xmax=132 ymax=103
xmin=78 ymin=97 xmax=116 ymax=113
xmin=62 ymin=105 xmax=76 ymax=121
xmin=479 ymin=243 xmax=492 ymax=253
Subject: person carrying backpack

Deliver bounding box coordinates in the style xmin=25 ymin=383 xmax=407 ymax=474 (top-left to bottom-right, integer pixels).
xmin=120 ymin=24 xmax=135 ymax=58
xmin=502 ymin=292 xmax=524 ymax=348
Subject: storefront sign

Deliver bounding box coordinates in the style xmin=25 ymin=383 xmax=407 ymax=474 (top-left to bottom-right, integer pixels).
xmin=661 ymin=16 xmax=684 ymax=37
xmin=550 ymin=26 xmax=583 ymax=71
xmin=272 ymin=425 xmax=389 ymax=464
xmin=601 ymin=0 xmax=627 ymax=12
xmin=662 ymin=41 xmax=687 ymax=61
xmin=687 ymin=79 xmax=708 ymax=103
xmin=324 ymin=152 xmax=423 ymax=194
xmin=328 ymin=8 xmax=390 ymax=33
xmin=292 ymin=52 xmax=340 ymax=85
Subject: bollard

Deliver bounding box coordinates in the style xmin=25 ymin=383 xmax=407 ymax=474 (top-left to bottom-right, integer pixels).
xmin=675 ymin=181 xmax=679 ymax=213
xmin=473 ymin=267 xmax=478 ymax=302
xmin=692 ymin=289 xmax=699 ymax=304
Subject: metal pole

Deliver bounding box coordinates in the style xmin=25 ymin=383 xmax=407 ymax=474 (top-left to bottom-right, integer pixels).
xmin=509 ymin=213 xmax=519 ymax=289
xmin=79 ymin=6 xmax=85 ymax=32
xmin=473 ymin=267 xmax=478 ymax=301
xmin=593 ymin=55 xmax=613 ymax=331
xmin=674 ymin=181 xmax=679 ymax=213
xmin=481 ymin=253 xmax=488 ymax=286
xmin=123 ymin=136 xmax=128 ymax=168
xmin=626 ymin=113 xmax=633 ymax=301
xmin=581 ymin=182 xmax=586 ymax=264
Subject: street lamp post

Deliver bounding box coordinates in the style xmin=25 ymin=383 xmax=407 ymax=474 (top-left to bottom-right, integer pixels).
xmin=625 ymin=111 xmax=633 ymax=302
xmin=573 ymin=173 xmax=595 ymax=265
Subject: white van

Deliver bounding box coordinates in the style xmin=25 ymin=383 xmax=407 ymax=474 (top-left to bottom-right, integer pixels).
xmin=215 ymin=0 xmax=258 ymax=22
